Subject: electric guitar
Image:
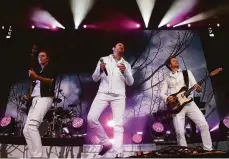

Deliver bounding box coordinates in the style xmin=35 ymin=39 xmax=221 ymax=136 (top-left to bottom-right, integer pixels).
xmin=166 ymin=68 xmax=223 ymax=114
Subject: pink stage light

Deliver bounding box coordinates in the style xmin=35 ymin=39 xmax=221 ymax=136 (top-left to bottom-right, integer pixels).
xmin=83 ymin=25 xmax=87 ymax=28
xmin=152 ymin=122 xmax=164 ymax=133
xmin=132 ymin=134 xmax=142 ymax=143
xmin=72 ymin=117 xmax=84 ymax=128
xmin=136 ymin=24 xmax=140 ymax=28
xmin=0 ymin=116 xmax=13 ymax=127
xmin=223 ymin=117 xmax=229 ymax=128
xmin=31 ymin=25 xmax=35 ymax=29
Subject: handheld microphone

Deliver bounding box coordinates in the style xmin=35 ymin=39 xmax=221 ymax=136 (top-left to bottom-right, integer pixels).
xmin=100 ymin=59 xmax=108 ymax=76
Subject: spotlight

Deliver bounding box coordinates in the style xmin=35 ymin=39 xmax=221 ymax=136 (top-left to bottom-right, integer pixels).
xmin=132 ymin=134 xmax=142 ymax=143
xmin=2 ymin=26 xmax=4 ymax=29
xmin=219 ymin=116 xmax=229 ymax=138
xmin=107 ymin=120 xmax=115 ymax=127
xmin=188 ymin=24 xmax=191 ymax=27
xmin=166 ymin=24 xmax=170 ymax=27
xmin=0 ymin=116 xmax=15 ymax=135
xmin=208 ymin=27 xmax=214 ymax=37
xmin=136 ymin=24 xmax=140 ymax=28
xmin=31 ymin=25 xmax=35 ymax=29
xmin=152 ymin=122 xmax=165 ymax=135
xmin=83 ymin=25 xmax=87 ymax=28
xmin=52 ymin=25 xmax=56 ymax=29
xmin=151 ymin=122 xmax=165 ymax=142
xmin=217 ymin=23 xmax=220 ymax=27
xmin=72 ymin=117 xmax=84 ymax=128
xmin=109 ymin=138 xmax=115 ymax=144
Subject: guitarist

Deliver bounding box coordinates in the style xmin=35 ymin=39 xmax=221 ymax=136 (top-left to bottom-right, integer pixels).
xmin=160 ymin=56 xmax=212 ymax=151
xmin=23 ymin=49 xmax=56 ymax=157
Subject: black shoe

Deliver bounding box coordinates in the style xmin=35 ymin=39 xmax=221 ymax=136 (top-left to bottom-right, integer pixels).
xmin=98 ymin=144 xmax=112 ymax=156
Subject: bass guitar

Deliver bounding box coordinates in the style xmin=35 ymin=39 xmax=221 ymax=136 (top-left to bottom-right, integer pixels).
xmin=21 ymin=45 xmax=38 ymax=111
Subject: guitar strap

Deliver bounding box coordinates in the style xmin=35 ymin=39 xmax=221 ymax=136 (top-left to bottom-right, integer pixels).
xmin=183 ymin=70 xmax=189 ymax=88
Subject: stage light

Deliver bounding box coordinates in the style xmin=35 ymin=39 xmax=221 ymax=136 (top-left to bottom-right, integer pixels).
xmin=219 ymin=116 xmax=229 ymax=138
xmin=188 ymin=24 xmax=191 ymax=27
xmin=158 ymin=0 xmax=198 ymax=28
xmin=31 ymin=25 xmax=35 ymax=29
xmin=72 ymin=117 xmax=84 ymax=128
xmin=136 ymin=24 xmax=140 ymax=28
xmin=136 ymin=0 xmax=156 ymax=28
xmin=30 ymin=8 xmax=65 ymax=29
xmin=83 ymin=25 xmax=87 ymax=28
xmin=217 ymin=23 xmax=220 ymax=27
xmin=109 ymin=138 xmax=115 ymax=144
xmin=91 ymin=135 xmax=100 ymax=144
xmin=52 ymin=25 xmax=56 ymax=29
xmin=137 ymin=131 xmax=143 ymax=135
xmin=132 ymin=134 xmax=142 ymax=143
xmin=71 ymin=0 xmax=96 ymax=29
xmin=152 ymin=122 xmax=165 ymax=136
xmin=166 ymin=24 xmax=171 ymax=27
xmin=208 ymin=27 xmax=214 ymax=37
xmin=0 ymin=116 xmax=15 ymax=135
xmin=107 ymin=120 xmax=115 ymax=127
xmin=174 ymin=4 xmax=229 ymax=27
xmin=6 ymin=26 xmax=12 ymax=39
xmin=2 ymin=26 xmax=4 ymax=29
xmin=166 ymin=130 xmax=171 ymax=135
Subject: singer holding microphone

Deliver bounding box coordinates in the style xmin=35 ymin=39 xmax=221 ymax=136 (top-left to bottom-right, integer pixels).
xmin=87 ymin=43 xmax=134 ymax=157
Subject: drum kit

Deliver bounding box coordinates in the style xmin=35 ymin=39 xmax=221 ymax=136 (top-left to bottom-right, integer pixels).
xmin=20 ymin=97 xmax=80 ymax=138
xmin=39 ymin=98 xmax=81 ymax=137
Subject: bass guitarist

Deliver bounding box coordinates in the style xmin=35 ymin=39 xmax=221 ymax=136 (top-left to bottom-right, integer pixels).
xmin=23 ymin=49 xmax=56 ymax=157
xmin=160 ymin=56 xmax=212 ymax=151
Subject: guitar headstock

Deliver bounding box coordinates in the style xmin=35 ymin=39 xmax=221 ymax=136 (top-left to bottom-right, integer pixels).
xmin=209 ymin=68 xmax=223 ymax=77
xmin=31 ymin=45 xmax=38 ymax=56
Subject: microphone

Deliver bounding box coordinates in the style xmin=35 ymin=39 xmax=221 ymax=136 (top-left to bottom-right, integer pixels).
xmin=100 ymin=59 xmax=108 ymax=76
xmin=117 ymin=62 xmax=125 ymax=74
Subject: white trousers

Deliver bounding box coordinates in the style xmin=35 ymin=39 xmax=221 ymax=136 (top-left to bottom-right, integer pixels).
xmin=23 ymin=96 xmax=53 ymax=157
xmin=87 ymin=93 xmax=125 ymax=153
xmin=173 ymin=101 xmax=212 ymax=151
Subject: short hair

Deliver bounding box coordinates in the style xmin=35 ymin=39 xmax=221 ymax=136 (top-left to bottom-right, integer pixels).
xmin=165 ymin=56 xmax=176 ymax=70
xmin=38 ymin=49 xmax=49 ymax=58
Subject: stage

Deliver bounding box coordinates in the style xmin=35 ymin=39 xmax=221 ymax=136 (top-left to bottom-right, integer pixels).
xmin=0 ymin=135 xmax=228 ymax=158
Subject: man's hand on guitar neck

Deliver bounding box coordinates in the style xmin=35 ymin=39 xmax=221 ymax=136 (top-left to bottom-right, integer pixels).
xmin=29 ymin=70 xmax=54 ymax=84
xmin=194 ymin=84 xmax=202 ymax=93
xmin=29 ymin=70 xmax=38 ymax=80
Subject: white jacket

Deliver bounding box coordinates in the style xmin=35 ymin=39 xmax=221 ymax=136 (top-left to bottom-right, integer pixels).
xmin=160 ymin=69 xmax=197 ymax=102
xmin=92 ymin=54 xmax=134 ymax=96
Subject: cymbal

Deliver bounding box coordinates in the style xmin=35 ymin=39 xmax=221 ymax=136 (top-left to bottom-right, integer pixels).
xmin=68 ymin=104 xmax=77 ymax=107
xmin=53 ymin=98 xmax=62 ymax=103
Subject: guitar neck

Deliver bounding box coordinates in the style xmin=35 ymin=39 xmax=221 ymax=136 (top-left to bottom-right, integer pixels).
xmin=184 ymin=75 xmax=209 ymax=96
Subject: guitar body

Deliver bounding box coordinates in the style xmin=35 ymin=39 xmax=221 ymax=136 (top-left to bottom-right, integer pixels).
xmin=167 ymin=87 xmax=193 ymax=114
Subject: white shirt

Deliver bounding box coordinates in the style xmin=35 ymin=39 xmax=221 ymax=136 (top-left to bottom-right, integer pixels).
xmin=31 ymin=80 xmax=40 ymax=97
xmin=160 ymin=69 xmax=197 ymax=102
xmin=92 ymin=54 xmax=134 ymax=96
